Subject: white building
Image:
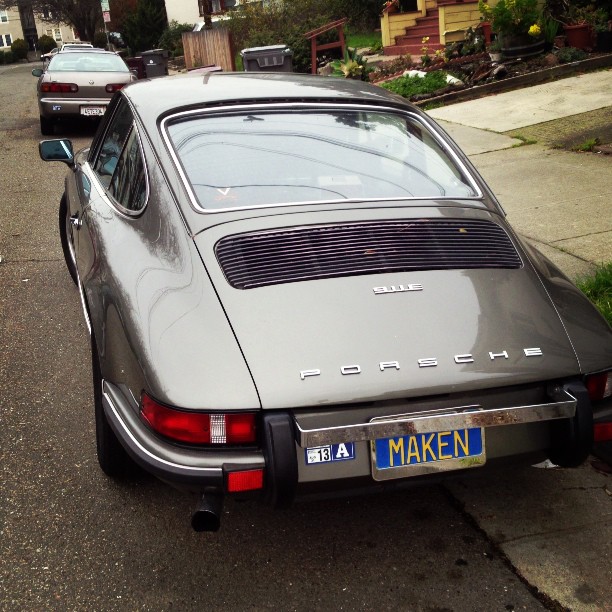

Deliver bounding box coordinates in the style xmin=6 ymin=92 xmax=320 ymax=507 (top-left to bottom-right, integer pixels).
xmin=0 ymin=6 xmax=80 ymax=53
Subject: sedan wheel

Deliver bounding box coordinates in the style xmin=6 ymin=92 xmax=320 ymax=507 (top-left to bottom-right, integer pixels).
xmin=39 ymin=114 xmax=55 ymax=136
xmin=58 ymin=195 xmax=78 ymax=285
xmin=92 ymin=337 xmax=135 ymax=477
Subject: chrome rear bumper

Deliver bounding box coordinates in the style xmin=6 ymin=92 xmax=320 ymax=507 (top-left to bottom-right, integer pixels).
xmin=294 ymin=386 xmax=576 ymax=447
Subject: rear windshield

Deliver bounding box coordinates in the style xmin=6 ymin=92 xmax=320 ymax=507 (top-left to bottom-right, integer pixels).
xmin=49 ymin=52 xmax=128 ymax=72
xmin=166 ymin=109 xmax=477 ymax=210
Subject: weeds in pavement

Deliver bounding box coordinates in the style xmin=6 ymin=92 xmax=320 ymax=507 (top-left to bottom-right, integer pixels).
xmin=511 ymin=133 xmax=538 ymax=147
xmin=576 ymin=263 xmax=612 ymax=325
xmin=573 ymin=138 xmax=600 ymax=152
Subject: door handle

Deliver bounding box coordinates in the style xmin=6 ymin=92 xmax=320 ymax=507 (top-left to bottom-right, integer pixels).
xmin=69 ymin=213 xmax=82 ymax=228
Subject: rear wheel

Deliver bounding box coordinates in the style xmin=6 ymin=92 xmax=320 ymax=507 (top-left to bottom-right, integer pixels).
xmin=92 ymin=337 xmax=135 ymax=477
xmin=58 ymin=195 xmax=78 ymax=285
xmin=40 ymin=114 xmax=55 ymax=136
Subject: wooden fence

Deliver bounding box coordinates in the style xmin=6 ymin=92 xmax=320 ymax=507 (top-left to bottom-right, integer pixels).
xmin=182 ymin=29 xmax=235 ymax=72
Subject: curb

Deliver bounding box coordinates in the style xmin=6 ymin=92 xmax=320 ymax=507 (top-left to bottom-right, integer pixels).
xmin=413 ymin=53 xmax=612 ymax=107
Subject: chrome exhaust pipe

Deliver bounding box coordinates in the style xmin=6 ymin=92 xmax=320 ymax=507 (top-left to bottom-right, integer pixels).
xmin=191 ymin=490 xmax=223 ymax=532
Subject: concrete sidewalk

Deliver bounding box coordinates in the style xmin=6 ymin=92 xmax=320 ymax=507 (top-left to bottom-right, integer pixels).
xmin=427 ymin=68 xmax=612 ymax=280
xmin=429 ymin=70 xmax=612 ymax=612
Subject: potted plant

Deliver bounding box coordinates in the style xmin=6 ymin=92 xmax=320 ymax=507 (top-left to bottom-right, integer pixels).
xmin=478 ymin=0 xmax=545 ymax=58
xmin=488 ymin=39 xmax=503 ymax=61
xmin=558 ymin=5 xmax=596 ymax=50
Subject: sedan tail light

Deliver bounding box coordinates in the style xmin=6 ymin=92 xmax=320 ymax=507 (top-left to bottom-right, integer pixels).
xmin=140 ymin=393 xmax=257 ymax=445
xmin=105 ymin=83 xmax=126 ymax=93
xmin=585 ymin=371 xmax=612 ymax=401
xmin=41 ymin=82 xmax=79 ymax=93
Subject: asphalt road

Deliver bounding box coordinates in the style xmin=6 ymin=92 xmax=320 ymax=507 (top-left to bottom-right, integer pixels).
xmin=0 ymin=62 xmax=607 ymax=611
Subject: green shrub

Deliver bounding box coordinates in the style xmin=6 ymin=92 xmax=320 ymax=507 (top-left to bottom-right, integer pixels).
xmin=157 ymin=21 xmax=193 ymax=57
xmin=556 ymin=46 xmax=588 ymax=63
xmin=11 ymin=38 xmax=28 ymax=60
xmin=94 ymin=31 xmax=109 ymax=49
xmin=0 ymin=50 xmax=15 ymax=64
xmin=381 ymin=71 xmax=449 ymax=98
xmin=37 ymin=34 xmax=57 ymax=54
xmin=223 ymin=0 xmax=386 ymax=73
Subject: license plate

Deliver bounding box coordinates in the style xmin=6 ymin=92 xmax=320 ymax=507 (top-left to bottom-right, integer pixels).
xmin=80 ymin=106 xmax=106 ymax=116
xmin=371 ymin=427 xmax=485 ymax=481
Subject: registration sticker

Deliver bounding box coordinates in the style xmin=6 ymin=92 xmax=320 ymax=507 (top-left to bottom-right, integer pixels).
xmin=371 ymin=427 xmax=485 ymax=481
xmin=305 ymin=442 xmax=355 ymax=465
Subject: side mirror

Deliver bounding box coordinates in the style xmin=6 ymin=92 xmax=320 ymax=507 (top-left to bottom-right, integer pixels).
xmin=39 ymin=139 xmax=75 ymax=166
xmin=32 ymin=67 xmax=43 ymax=77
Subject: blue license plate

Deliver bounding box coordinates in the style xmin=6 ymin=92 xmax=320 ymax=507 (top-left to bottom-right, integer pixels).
xmin=373 ymin=428 xmax=484 ymax=476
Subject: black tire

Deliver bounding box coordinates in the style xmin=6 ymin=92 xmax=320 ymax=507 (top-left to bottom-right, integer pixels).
xmin=92 ymin=337 xmax=134 ymax=477
xmin=58 ymin=195 xmax=78 ymax=285
xmin=40 ymin=114 xmax=55 ymax=136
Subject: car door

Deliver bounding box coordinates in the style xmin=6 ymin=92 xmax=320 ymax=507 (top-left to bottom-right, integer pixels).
xmin=76 ymin=97 xmax=137 ymax=283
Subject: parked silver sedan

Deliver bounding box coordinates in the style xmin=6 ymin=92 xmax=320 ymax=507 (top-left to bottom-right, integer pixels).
xmin=39 ymin=73 xmax=612 ymax=532
xmin=32 ymin=49 xmax=136 ymax=135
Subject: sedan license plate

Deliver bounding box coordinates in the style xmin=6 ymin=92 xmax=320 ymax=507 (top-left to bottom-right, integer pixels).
xmin=371 ymin=427 xmax=485 ymax=481
xmin=80 ymin=106 xmax=106 ymax=116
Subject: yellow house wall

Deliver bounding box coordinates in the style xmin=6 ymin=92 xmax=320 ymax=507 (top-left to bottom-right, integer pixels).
xmin=439 ymin=2 xmax=482 ymax=45
xmin=381 ymin=12 xmax=419 ymax=47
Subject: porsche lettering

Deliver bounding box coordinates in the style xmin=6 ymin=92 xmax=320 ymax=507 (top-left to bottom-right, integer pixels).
xmin=300 ymin=348 xmax=543 ymax=379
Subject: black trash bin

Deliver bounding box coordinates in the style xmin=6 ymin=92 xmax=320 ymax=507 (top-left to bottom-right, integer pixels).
xmin=240 ymin=45 xmax=293 ymax=72
xmin=125 ymin=56 xmax=146 ymax=79
xmin=141 ymin=49 xmax=169 ymax=78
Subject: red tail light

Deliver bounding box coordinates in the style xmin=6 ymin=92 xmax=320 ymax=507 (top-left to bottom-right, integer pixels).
xmin=105 ymin=83 xmax=125 ymax=93
xmin=140 ymin=393 xmax=257 ymax=445
xmin=594 ymin=423 xmax=612 ymax=442
xmin=41 ymin=82 xmax=79 ymax=93
xmin=585 ymin=371 xmax=612 ymax=401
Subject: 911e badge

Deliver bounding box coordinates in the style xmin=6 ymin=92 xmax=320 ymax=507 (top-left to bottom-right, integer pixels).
xmin=305 ymin=442 xmax=355 ymax=465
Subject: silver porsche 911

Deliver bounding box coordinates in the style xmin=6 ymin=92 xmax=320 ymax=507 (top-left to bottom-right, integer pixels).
xmin=39 ymin=72 xmax=612 ymax=531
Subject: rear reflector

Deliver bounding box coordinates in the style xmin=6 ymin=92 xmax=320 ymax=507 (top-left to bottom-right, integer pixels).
xmin=594 ymin=423 xmax=612 ymax=443
xmin=586 ymin=371 xmax=612 ymax=401
xmin=227 ymin=469 xmax=264 ymax=492
xmin=140 ymin=393 xmax=257 ymax=445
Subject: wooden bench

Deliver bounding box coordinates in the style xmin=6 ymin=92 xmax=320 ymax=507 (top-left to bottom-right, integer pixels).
xmin=304 ymin=18 xmax=348 ymax=75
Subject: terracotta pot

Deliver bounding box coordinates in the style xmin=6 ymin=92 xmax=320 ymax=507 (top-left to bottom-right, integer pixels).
xmin=563 ymin=24 xmax=592 ymax=51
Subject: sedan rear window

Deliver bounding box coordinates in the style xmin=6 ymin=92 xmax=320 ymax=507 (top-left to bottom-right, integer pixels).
xmin=49 ymin=52 xmax=129 ymax=72
xmin=166 ymin=109 xmax=477 ymax=211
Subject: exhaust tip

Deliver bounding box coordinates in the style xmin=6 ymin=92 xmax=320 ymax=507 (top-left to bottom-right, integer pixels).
xmin=191 ymin=491 xmax=223 ymax=532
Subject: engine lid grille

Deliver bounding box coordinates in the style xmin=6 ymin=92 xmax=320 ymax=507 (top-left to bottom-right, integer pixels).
xmin=215 ymin=219 xmax=523 ymax=289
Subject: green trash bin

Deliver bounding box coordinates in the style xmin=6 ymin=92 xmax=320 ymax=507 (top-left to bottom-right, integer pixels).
xmin=141 ymin=49 xmax=169 ymax=78
xmin=240 ymin=45 xmax=293 ymax=72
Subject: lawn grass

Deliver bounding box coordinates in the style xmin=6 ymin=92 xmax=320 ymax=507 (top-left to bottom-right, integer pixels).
xmin=347 ymin=31 xmax=382 ymax=51
xmin=576 ymin=263 xmax=612 ymax=326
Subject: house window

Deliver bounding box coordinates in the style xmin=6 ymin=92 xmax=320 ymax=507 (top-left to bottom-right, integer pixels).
xmin=5 ymin=34 xmax=12 ymax=46
xmin=0 ymin=10 xmax=8 ymax=23
xmin=54 ymin=28 xmax=62 ymax=42
xmin=42 ymin=7 xmax=54 ymax=19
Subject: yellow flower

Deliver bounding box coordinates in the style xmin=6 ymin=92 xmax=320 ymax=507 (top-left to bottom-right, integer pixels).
xmin=528 ymin=23 xmax=541 ymax=37
xmin=422 ymin=36 xmax=430 ymax=43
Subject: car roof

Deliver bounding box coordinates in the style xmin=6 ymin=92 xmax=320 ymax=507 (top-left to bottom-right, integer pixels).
xmin=122 ymin=72 xmax=414 ymax=122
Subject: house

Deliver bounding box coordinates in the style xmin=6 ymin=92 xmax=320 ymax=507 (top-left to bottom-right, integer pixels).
xmin=381 ymin=0 xmax=484 ymax=56
xmin=0 ymin=5 xmax=80 ymax=53
xmin=165 ymin=0 xmax=238 ymax=26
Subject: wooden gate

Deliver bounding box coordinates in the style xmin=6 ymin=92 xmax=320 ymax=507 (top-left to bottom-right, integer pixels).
xmin=182 ymin=29 xmax=235 ymax=72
